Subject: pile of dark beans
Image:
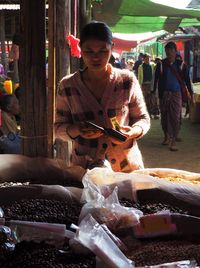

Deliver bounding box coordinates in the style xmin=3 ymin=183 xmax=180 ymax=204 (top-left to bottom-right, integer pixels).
xmin=127 ymin=237 xmax=200 ymax=266
xmin=1 ymin=199 xmax=82 ymax=228
xmin=0 ymin=198 xmax=199 ymax=267
xmin=120 ymin=198 xmax=189 ymax=215
xmin=120 ymin=199 xmax=200 ymax=266
xmin=0 ymin=241 xmax=95 ymax=268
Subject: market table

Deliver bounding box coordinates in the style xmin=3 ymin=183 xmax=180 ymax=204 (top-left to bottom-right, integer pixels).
xmin=190 ymin=83 xmax=200 ymax=123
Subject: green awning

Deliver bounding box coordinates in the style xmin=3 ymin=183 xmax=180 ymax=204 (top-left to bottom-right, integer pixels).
xmin=92 ymin=0 xmax=200 ymax=33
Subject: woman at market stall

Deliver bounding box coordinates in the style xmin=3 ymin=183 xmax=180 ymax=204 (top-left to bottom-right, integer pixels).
xmin=55 ymin=21 xmax=150 ymax=172
xmin=0 ymin=94 xmax=21 ymax=154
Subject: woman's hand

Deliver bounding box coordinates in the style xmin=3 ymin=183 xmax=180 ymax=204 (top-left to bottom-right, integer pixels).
xmin=108 ymin=125 xmax=143 ymax=145
xmin=79 ymin=124 xmax=104 ymax=139
xmin=66 ymin=123 xmax=104 ymax=139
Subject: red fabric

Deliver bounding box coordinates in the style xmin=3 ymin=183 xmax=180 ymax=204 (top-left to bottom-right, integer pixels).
xmin=113 ymin=37 xmax=137 ymax=53
xmin=66 ymin=34 xmax=81 ymax=58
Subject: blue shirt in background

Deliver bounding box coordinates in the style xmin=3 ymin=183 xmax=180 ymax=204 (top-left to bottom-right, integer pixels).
xmin=165 ymin=63 xmax=181 ymax=92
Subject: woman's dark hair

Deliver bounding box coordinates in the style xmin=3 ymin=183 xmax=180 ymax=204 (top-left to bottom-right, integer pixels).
xmin=80 ymin=21 xmax=113 ymax=46
xmin=0 ymin=95 xmax=13 ymax=111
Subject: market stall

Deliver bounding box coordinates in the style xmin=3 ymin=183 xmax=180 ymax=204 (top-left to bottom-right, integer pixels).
xmin=190 ymin=82 xmax=200 ymax=123
xmin=0 ymin=158 xmax=200 ymax=267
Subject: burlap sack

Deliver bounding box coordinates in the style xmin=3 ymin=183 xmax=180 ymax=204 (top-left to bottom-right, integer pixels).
xmin=0 ymin=155 xmax=86 ymax=185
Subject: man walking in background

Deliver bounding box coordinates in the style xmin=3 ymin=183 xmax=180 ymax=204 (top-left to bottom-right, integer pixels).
xmin=133 ymin=52 xmax=143 ymax=77
xmin=138 ymin=53 xmax=159 ymax=119
xmin=153 ymin=42 xmax=194 ymax=151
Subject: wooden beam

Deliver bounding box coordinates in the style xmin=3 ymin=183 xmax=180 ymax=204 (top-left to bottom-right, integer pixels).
xmin=20 ymin=0 xmax=47 ymax=157
xmin=56 ymin=0 xmax=71 ymax=86
xmin=47 ymin=0 xmax=56 ymax=157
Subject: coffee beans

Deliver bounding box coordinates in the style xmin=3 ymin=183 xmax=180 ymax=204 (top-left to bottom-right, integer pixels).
xmin=120 ymin=198 xmax=188 ymax=215
xmin=0 ymin=197 xmax=199 ymax=267
xmin=1 ymin=199 xmax=82 ymax=228
xmin=127 ymin=237 xmax=200 ymax=266
xmin=0 ymin=199 xmax=96 ymax=267
xmin=0 ymin=241 xmax=95 ymax=267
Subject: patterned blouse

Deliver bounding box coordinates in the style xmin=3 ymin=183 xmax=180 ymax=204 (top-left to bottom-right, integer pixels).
xmin=55 ymin=65 xmax=150 ymax=172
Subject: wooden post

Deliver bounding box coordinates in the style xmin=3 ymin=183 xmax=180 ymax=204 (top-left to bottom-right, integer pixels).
xmin=70 ymin=0 xmax=80 ymax=73
xmin=0 ymin=10 xmax=7 ymax=74
xmin=47 ymin=0 xmax=56 ymax=157
xmin=79 ymin=0 xmax=91 ymax=69
xmin=80 ymin=0 xmax=91 ymax=28
xmin=20 ymin=0 xmax=48 ymax=157
xmin=54 ymin=0 xmax=73 ymax=164
xmin=56 ymin=0 xmax=71 ymax=86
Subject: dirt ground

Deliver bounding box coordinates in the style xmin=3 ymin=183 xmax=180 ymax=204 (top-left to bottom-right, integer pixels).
xmin=138 ymin=112 xmax=200 ymax=173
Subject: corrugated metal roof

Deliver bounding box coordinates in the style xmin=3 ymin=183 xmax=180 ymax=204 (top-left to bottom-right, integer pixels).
xmin=0 ymin=4 xmax=49 ymax=10
xmin=0 ymin=4 xmax=20 ymax=10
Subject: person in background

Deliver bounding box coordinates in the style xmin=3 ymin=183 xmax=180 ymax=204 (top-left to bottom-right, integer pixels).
xmin=113 ymin=57 xmax=121 ymax=69
xmin=120 ymin=57 xmax=128 ymax=69
xmin=55 ymin=21 xmax=150 ymax=172
xmin=0 ymin=61 xmax=5 ymax=75
xmin=138 ymin=53 xmax=159 ymax=119
xmin=133 ymin=52 xmax=143 ymax=77
xmin=153 ymin=41 xmax=194 ymax=151
xmin=109 ymin=54 xmax=115 ymax=66
xmin=0 ymin=94 xmax=21 ymax=154
xmin=127 ymin=59 xmax=134 ymax=71
xmin=155 ymin=57 xmax=162 ymax=65
xmin=9 ymin=33 xmax=20 ymax=83
xmin=175 ymin=52 xmax=189 ymax=118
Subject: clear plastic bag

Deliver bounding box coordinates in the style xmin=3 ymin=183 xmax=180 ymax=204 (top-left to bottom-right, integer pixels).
xmin=82 ymin=167 xmax=157 ymax=202
xmin=8 ymin=220 xmax=67 ymax=247
xmin=75 ymin=214 xmax=134 ymax=268
xmin=138 ymin=259 xmax=197 ymax=268
xmin=83 ymin=167 xmax=200 ymax=207
xmin=80 ymin=178 xmax=142 ymax=232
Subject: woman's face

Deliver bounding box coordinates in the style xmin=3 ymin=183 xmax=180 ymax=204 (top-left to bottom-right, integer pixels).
xmin=81 ymin=39 xmax=113 ymax=71
xmin=8 ymin=96 xmax=20 ymax=115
